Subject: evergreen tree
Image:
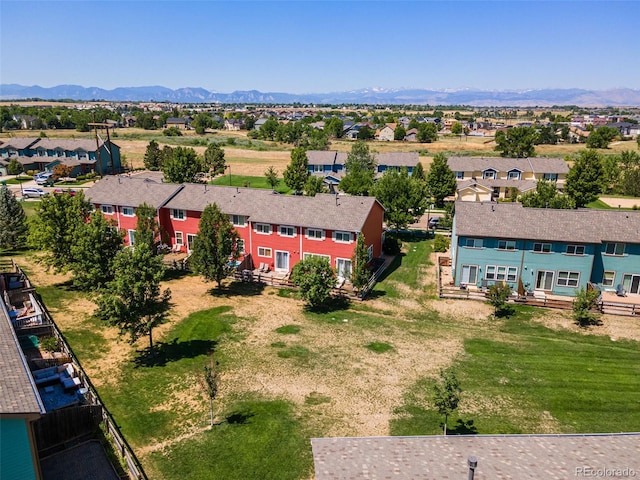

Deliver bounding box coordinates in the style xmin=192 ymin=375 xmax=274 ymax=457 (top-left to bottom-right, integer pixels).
xmin=283 ymin=147 xmax=309 ymax=194
xmin=203 ymin=143 xmax=226 ymax=176
xmin=143 ymin=140 xmax=163 ymax=170
xmin=351 ymin=233 xmax=370 ymax=291
xmin=426 ymin=153 xmax=457 ymax=208
xmin=339 ymin=141 xmax=376 ymax=196
xmin=412 ymin=162 xmax=426 ymax=182
xmin=190 ymin=203 xmax=240 ymax=290
xmin=95 ymin=241 xmax=171 ymax=354
xmin=565 ymin=150 xmax=604 ymax=208
xmin=264 ymin=166 xmax=280 ymax=190
xmin=135 ymin=203 xmax=166 ymax=253
xmin=0 ymin=184 xmax=29 ymax=250
xmin=70 ymin=211 xmax=124 ymax=291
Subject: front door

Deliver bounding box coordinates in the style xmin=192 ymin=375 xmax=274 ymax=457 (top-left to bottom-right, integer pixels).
xmin=622 ymin=274 xmax=640 ymax=294
xmin=275 ymin=251 xmax=289 ymax=272
xmin=536 ymin=270 xmax=554 ymax=291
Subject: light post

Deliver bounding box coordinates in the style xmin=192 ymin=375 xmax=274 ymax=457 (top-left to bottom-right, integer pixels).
xmin=467 ymin=456 xmax=478 ymax=480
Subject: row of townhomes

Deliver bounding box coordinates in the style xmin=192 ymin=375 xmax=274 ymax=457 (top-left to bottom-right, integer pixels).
xmin=448 ymin=156 xmax=569 ymax=201
xmin=0 ymin=137 xmax=122 ymax=177
xmin=85 ymin=176 xmax=385 ymax=280
xmin=451 ymin=202 xmax=640 ymax=297
xmin=306 ymin=150 xmax=419 ymax=191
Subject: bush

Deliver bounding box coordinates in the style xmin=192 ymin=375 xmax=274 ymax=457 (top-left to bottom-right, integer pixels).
xmin=40 ymin=336 xmax=59 ymax=353
xmin=163 ymin=126 xmax=183 ymax=137
xmin=433 ymin=234 xmax=450 ymax=252
xmin=226 ymin=137 xmax=236 ymax=145
xmin=382 ymin=236 xmax=401 ymax=255
xmin=573 ymin=288 xmax=601 ymax=327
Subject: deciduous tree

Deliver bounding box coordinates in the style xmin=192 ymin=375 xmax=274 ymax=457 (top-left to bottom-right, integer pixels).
xmin=163 ymin=146 xmax=203 ymax=183
xmin=417 ymin=122 xmax=438 ymax=143
xmin=426 ymin=153 xmax=457 ymax=208
xmin=95 ymin=241 xmax=171 ymax=354
xmin=339 ymin=141 xmax=376 ymax=196
xmin=7 ymin=158 xmax=22 ymax=175
xmin=304 ymin=175 xmax=327 ymax=196
xmin=199 ymin=358 xmax=219 ymax=427
xmin=450 ymin=122 xmax=463 ymax=135
xmin=324 ymin=117 xmax=344 ymax=138
xmin=190 ymin=203 xmax=240 ymax=290
xmin=372 ymin=168 xmax=428 ymax=229
xmin=394 ymin=125 xmax=407 ymax=141
xmin=433 ymin=370 xmax=461 ymax=436
xmin=29 ymin=190 xmax=92 ymax=272
xmin=565 ymin=150 xmax=604 ymax=208
xmin=573 ymin=287 xmax=601 ymax=327
xmin=494 ymin=126 xmax=537 ymax=158
xmin=0 ymin=184 xmax=28 ymax=250
xmin=487 ymin=282 xmax=512 ymax=317
xmin=520 ymin=179 xmax=575 ymax=209
xmin=586 ymin=126 xmax=618 ymax=149
xmin=290 ymin=256 xmax=336 ymax=309
xmin=70 ymin=211 xmax=124 ymax=291
xmin=283 ymin=147 xmax=309 ymax=194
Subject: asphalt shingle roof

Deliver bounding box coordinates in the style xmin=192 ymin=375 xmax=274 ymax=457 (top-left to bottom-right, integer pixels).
xmin=0 ymin=137 xmax=40 ymax=150
xmin=306 ymin=151 xmax=419 ymax=168
xmin=33 ymin=138 xmax=108 ymax=152
xmin=0 ymin=304 xmax=44 ymax=415
xmin=84 ymin=176 xmax=183 ymax=209
xmin=312 ymin=433 xmax=640 ymax=480
xmin=448 ymin=157 xmax=569 ymax=174
xmin=455 ymin=201 xmax=640 ymax=244
xmin=165 ymin=184 xmax=380 ymax=232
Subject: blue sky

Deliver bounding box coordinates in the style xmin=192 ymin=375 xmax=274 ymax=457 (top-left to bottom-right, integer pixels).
xmin=1 ymin=1 xmax=638 ymax=93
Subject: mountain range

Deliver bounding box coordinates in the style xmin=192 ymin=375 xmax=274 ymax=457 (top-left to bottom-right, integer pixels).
xmin=2 ymin=84 xmax=640 ymax=107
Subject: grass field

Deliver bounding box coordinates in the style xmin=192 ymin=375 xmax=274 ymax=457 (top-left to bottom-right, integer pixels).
xmin=6 ymin=234 xmax=640 ymax=479
xmin=210 ymin=174 xmax=292 ymax=194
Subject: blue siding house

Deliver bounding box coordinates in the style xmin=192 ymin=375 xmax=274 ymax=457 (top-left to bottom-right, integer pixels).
xmin=452 ymin=202 xmax=640 ymax=297
xmin=0 ymin=137 xmax=122 ymax=176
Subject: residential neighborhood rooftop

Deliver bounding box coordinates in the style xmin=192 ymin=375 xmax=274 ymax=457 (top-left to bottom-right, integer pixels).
xmin=84 ymin=175 xmax=183 ymax=209
xmin=311 ymin=433 xmax=640 ymax=480
xmin=447 ymin=156 xmax=569 ymax=174
xmin=455 ymin=201 xmax=640 ymax=244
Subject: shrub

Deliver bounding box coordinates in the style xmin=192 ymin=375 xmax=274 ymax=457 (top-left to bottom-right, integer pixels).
xmin=433 ymin=235 xmax=450 ymax=252
xmin=382 ymin=236 xmax=400 ymax=255
xmin=40 ymin=336 xmax=59 ymax=353
xmin=226 ymin=137 xmax=236 ymax=145
xmin=573 ymin=288 xmax=601 ymax=327
xmin=163 ymin=126 xmax=183 ymax=137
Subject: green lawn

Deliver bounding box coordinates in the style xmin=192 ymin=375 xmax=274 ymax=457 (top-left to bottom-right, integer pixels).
xmin=210 ymin=174 xmax=292 ymax=194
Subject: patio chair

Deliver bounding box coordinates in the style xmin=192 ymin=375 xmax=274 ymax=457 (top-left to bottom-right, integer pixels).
xmin=258 ymin=262 xmax=266 ymax=272
xmin=616 ymin=284 xmax=626 ymax=297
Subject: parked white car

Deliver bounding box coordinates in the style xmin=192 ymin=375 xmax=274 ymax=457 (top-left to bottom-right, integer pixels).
xmin=22 ymin=187 xmax=48 ymax=198
xmin=34 ymin=172 xmax=54 ymax=185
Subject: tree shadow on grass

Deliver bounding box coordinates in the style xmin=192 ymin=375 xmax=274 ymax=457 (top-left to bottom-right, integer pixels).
xmin=305 ymin=296 xmax=351 ymax=314
xmin=163 ymin=269 xmax=193 ymax=281
xmin=134 ymin=338 xmax=218 ymax=368
xmin=446 ymin=418 xmax=478 ymax=435
xmin=224 ymin=410 xmax=255 ymax=425
xmin=375 ymin=254 xmax=403 ymax=284
xmin=207 ymin=281 xmax=265 ymax=298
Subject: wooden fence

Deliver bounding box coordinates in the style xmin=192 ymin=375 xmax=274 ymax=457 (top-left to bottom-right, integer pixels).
xmin=34 ymin=405 xmax=103 ymax=456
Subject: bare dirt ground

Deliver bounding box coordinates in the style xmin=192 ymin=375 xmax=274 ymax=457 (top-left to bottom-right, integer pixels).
xmin=599 ymin=196 xmax=640 ymax=209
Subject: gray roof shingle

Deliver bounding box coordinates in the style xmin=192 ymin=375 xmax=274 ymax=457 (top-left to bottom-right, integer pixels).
xmin=455 ymin=201 xmax=640 ymax=244
xmin=448 ymin=156 xmax=569 ymax=174
xmin=84 ymin=176 xmax=183 ymax=209
xmin=312 ymin=433 xmax=640 ymax=480
xmin=0 ymin=304 xmax=44 ymax=415
xmin=0 ymin=137 xmax=40 ymax=150
xmin=306 ymin=151 xmax=419 ymax=168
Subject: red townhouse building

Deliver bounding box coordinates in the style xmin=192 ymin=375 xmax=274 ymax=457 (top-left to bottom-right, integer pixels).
xmin=85 ymin=176 xmax=385 ymax=281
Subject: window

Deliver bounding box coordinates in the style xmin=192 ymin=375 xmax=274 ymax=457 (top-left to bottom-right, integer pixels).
xmin=533 ymin=243 xmax=551 ymax=253
xmin=482 ymin=169 xmax=496 ymax=180
xmin=175 ymin=232 xmax=183 ymax=245
xmin=336 ymin=258 xmax=352 ymax=279
xmin=334 ymin=231 xmax=352 ymax=243
xmin=121 ymin=206 xmax=134 ymax=217
xmin=187 ymin=234 xmax=197 ymax=252
xmin=255 ymin=223 xmax=272 ymax=235
xmin=306 ymin=228 xmax=324 ymax=240
xmin=485 ymin=265 xmax=518 ymax=282
xmin=604 ymin=243 xmax=624 ymax=256
xmin=236 ymin=239 xmax=244 ymax=254
xmin=497 ymin=240 xmax=516 ymax=251
xmin=303 ymin=253 xmax=330 ymax=262
xmin=312 ymin=164 xmax=324 ymax=172
xmin=602 ymin=271 xmax=615 ymax=287
xmin=507 ymin=170 xmax=521 ymax=180
xmin=456 ymin=171 xmax=464 ymax=179
xmin=367 ymin=244 xmax=373 ymax=262
xmin=566 ymin=244 xmax=585 ymax=255
xmin=128 ymin=230 xmax=136 ymax=245
xmin=101 ymin=205 xmax=114 ymax=215
xmin=231 ymin=215 xmax=246 ymax=227
xmin=171 ymin=209 xmax=186 ymax=220
xmin=258 ymin=247 xmax=272 ymax=257
xmin=543 ymin=173 xmax=558 ymax=181
xmin=279 ymin=226 xmax=295 ymax=237
xmin=557 ymin=271 xmax=580 ymax=287
xmin=465 ymin=238 xmax=483 ymax=248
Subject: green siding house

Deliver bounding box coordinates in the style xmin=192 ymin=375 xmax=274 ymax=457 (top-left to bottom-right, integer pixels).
xmin=452 ymin=202 xmax=640 ymax=297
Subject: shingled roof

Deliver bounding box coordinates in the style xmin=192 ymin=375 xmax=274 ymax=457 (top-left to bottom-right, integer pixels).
xmin=306 ymin=151 xmax=419 ymax=168
xmin=455 ymin=201 xmax=640 ymax=244
xmin=0 ymin=137 xmax=40 ymax=150
xmin=165 ymin=184 xmax=381 ymax=232
xmin=84 ymin=176 xmax=183 ymax=209
xmin=0 ymin=303 xmax=44 ymax=415
xmin=448 ymin=156 xmax=569 ymax=174
xmin=33 ymin=138 xmax=109 ymax=152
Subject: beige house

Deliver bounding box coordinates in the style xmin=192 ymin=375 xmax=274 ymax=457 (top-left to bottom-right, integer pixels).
xmin=376 ymin=124 xmax=396 ymax=141
xmin=448 ymin=156 xmax=569 ymax=201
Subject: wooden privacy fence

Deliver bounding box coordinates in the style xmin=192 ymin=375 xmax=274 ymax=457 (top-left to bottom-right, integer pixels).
xmin=34 ymin=405 xmax=103 ymax=456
